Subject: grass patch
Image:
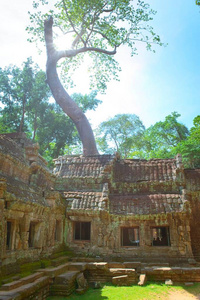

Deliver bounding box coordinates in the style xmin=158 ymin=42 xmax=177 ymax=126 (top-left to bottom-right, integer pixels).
xmin=47 ymin=282 xmax=200 ymax=300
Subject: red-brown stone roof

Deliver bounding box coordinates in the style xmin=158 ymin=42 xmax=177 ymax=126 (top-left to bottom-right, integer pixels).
xmin=1 ymin=174 xmax=45 ymax=204
xmin=54 ymin=155 xmax=114 ymax=178
xmin=113 ymin=159 xmax=178 ymax=183
xmin=109 ymin=194 xmax=186 ymax=215
xmin=63 ymin=191 xmax=107 ymax=211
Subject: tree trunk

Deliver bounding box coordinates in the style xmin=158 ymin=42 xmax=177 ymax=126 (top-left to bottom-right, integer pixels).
xmin=44 ymin=17 xmax=99 ymax=156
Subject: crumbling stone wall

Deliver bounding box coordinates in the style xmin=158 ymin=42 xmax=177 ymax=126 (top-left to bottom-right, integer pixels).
xmin=0 ymin=134 xmax=65 ymax=274
xmin=185 ymin=169 xmax=200 ymax=260
xmin=54 ymin=154 xmax=194 ymax=263
xmin=1 ymin=133 xmax=200 ymax=272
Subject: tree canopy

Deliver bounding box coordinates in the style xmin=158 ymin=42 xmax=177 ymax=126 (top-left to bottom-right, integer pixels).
xmin=96 ymin=112 xmax=200 ymax=168
xmin=0 ymin=59 xmax=101 ymax=164
xmin=96 ymin=114 xmax=145 ymax=158
xmin=26 ymin=0 xmax=163 ymax=156
xmin=28 ymin=0 xmax=163 ymax=92
xmin=143 ymin=112 xmax=189 ymax=159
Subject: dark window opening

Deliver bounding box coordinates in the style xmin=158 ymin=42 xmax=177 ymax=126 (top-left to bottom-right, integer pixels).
xmin=121 ymin=227 xmax=140 ymax=247
xmin=55 ymin=220 xmax=62 ymax=242
xmin=28 ymin=222 xmax=36 ymax=248
xmin=6 ymin=221 xmax=12 ymax=250
xmin=74 ymin=222 xmax=91 ymax=241
xmin=151 ymin=227 xmax=170 ymax=246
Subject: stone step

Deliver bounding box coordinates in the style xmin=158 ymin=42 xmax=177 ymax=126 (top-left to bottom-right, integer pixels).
xmin=50 ymin=270 xmax=80 ymax=297
xmin=109 ymin=268 xmax=137 ymax=285
xmin=0 ymin=276 xmax=50 ymax=300
xmin=0 ymin=271 xmax=45 ymax=291
xmin=112 ymin=275 xmax=130 ymax=286
xmin=86 ymin=262 xmax=108 ymax=270
xmin=38 ymin=262 xmax=70 ymax=278
xmin=51 ymin=256 xmax=69 ymax=267
xmin=54 ymin=271 xmax=79 ymax=284
xmin=67 ymin=262 xmax=87 ymax=271
xmin=109 ymin=268 xmax=136 ymax=276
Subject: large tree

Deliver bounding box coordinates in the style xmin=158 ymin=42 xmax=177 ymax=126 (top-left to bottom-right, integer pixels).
xmin=0 ymin=58 xmax=50 ymax=135
xmin=96 ymin=114 xmax=145 ymax=158
xmin=142 ymin=112 xmax=189 ymax=159
xmin=27 ymin=0 xmax=163 ymax=156
xmin=0 ymin=60 xmax=101 ymax=162
xmin=175 ymin=115 xmax=200 ymax=168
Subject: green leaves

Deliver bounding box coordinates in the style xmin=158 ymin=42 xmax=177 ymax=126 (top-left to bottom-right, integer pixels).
xmin=96 ymin=112 xmax=200 ymax=168
xmin=27 ymin=0 xmax=163 ymax=92
xmin=0 ymin=60 xmax=102 ymax=164
xmin=175 ymin=115 xmax=200 ymax=168
xmin=96 ymin=114 xmax=145 ymax=157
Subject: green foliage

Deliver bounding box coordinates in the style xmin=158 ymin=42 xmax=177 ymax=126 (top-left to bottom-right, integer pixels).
xmin=0 ymin=60 xmax=101 ymax=164
xmin=175 ymin=115 xmax=200 ymax=168
xmin=96 ymin=112 xmax=199 ymax=168
xmin=27 ymin=0 xmax=163 ymax=93
xmin=0 ymin=58 xmax=50 ymax=135
xmin=96 ymin=114 xmax=145 ymax=158
xmin=143 ymin=112 xmax=189 ymax=159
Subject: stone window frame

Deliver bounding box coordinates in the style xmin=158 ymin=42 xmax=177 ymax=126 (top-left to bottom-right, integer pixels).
xmin=28 ymin=221 xmax=42 ymax=249
xmin=151 ymin=226 xmax=171 ymax=247
xmin=121 ymin=226 xmax=140 ymax=247
xmin=73 ymin=221 xmax=91 ymax=242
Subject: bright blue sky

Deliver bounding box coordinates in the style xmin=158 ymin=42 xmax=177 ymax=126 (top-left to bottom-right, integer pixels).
xmin=0 ymin=0 xmax=200 ymax=130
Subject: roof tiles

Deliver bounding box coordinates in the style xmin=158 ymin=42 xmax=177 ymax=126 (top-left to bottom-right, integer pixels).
xmin=54 ymin=155 xmax=114 ymax=178
xmin=109 ymin=194 xmax=185 ymax=215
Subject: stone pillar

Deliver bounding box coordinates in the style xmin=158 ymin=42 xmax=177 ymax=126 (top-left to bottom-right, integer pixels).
xmin=20 ymin=214 xmax=30 ymax=250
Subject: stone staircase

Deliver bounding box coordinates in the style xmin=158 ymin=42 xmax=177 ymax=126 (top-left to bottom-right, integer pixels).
xmin=1 ymin=260 xmax=200 ymax=299
xmin=50 ymin=271 xmax=79 ymax=296
xmin=0 ymin=272 xmax=50 ymax=300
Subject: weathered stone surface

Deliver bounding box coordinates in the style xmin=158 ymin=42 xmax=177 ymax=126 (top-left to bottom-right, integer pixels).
xmin=138 ymin=274 xmax=147 ymax=286
xmin=112 ymin=275 xmax=129 ymax=286
xmin=165 ymin=279 xmax=173 ymax=285
xmin=1 ymin=132 xmax=200 ymax=287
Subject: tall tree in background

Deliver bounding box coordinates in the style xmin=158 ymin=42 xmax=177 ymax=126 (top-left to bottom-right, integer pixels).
xmin=175 ymin=115 xmax=200 ymax=168
xmin=27 ymin=0 xmax=163 ymax=156
xmin=95 ymin=112 xmax=200 ymax=169
xmin=96 ymin=114 xmax=145 ymax=158
xmin=0 ymin=60 xmax=101 ymax=162
xmin=142 ymin=112 xmax=189 ymax=159
xmin=0 ymin=58 xmax=50 ymax=134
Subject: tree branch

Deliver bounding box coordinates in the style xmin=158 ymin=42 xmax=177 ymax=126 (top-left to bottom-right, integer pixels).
xmin=90 ymin=28 xmax=116 ymax=47
xmin=62 ymin=0 xmax=86 ymax=46
xmin=71 ymin=27 xmax=86 ymax=49
xmin=58 ymin=45 xmax=117 ymax=60
xmin=102 ymin=0 xmax=117 ymax=12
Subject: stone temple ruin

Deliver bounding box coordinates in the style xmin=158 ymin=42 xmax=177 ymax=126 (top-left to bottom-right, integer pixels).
xmin=0 ymin=132 xmax=200 ymax=298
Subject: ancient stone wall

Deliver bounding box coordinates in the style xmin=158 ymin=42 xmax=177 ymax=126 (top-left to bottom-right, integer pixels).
xmin=0 ymin=134 xmax=65 ymax=274
xmin=1 ymin=133 xmax=200 ymax=272
xmin=55 ymin=154 xmax=194 ymax=263
xmin=185 ymin=169 xmax=200 ymax=260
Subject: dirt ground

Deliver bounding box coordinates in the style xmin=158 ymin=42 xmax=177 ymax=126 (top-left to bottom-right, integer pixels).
xmin=164 ymin=290 xmax=200 ymax=300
